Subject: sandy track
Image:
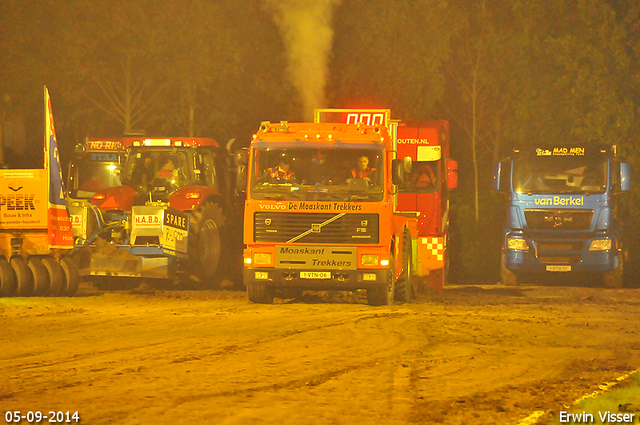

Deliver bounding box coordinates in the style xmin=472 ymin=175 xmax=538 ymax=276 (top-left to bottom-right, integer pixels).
xmin=2 ymin=284 xmax=639 ymax=424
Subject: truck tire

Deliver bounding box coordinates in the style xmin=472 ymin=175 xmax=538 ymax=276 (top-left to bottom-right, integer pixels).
xmin=29 ymin=257 xmax=51 ymax=296
xmin=368 ymin=254 xmax=395 ymax=306
xmin=0 ymin=257 xmax=16 ymax=296
xmin=60 ymin=257 xmax=80 ymax=296
xmin=12 ymin=257 xmax=34 ymax=296
xmin=247 ymin=284 xmax=275 ymax=304
xmin=604 ymin=254 xmax=624 ymax=288
xmin=190 ymin=202 xmax=227 ymax=288
xmin=395 ymin=232 xmax=412 ymax=303
xmin=500 ymin=254 xmax=519 ymax=286
xmin=41 ymin=256 xmax=66 ymax=296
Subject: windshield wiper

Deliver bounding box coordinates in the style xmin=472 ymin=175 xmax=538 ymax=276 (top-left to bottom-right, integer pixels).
xmin=350 ymin=195 xmax=370 ymax=201
xmin=264 ymin=193 xmax=283 ymax=200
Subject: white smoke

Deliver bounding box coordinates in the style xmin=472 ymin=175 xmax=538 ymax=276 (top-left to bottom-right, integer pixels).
xmin=264 ymin=0 xmax=342 ymax=121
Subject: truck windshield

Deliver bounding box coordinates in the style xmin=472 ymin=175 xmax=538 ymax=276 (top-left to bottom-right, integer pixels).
xmin=122 ymin=148 xmax=197 ymax=194
xmin=70 ymin=159 xmax=122 ymax=199
xmin=398 ymin=160 xmax=440 ymax=193
xmin=513 ymin=155 xmax=607 ymax=194
xmin=250 ymin=147 xmax=385 ymax=201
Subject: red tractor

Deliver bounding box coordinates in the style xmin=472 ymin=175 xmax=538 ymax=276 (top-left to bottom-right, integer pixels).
xmin=74 ymin=137 xmax=243 ymax=287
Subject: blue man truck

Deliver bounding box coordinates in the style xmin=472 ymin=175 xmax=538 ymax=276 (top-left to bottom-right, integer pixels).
xmin=493 ymin=145 xmax=631 ymax=287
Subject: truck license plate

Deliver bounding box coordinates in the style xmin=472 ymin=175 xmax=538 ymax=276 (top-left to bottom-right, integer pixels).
xmin=300 ymin=271 xmax=331 ymax=279
xmin=546 ymin=265 xmax=571 ymax=272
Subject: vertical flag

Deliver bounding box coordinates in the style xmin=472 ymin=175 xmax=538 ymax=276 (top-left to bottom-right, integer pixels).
xmin=44 ymin=86 xmax=74 ymax=249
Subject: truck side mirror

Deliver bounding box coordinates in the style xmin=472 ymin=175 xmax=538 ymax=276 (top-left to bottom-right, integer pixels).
xmin=492 ymin=160 xmax=511 ymax=192
xmin=492 ymin=161 xmax=506 ymax=192
xmin=403 ymin=156 xmax=412 ymax=173
xmin=447 ymin=159 xmax=458 ymax=190
xmin=620 ymin=162 xmax=631 ymax=191
xmin=235 ymin=148 xmax=248 ymax=167
xmin=392 ymin=159 xmax=404 ymax=185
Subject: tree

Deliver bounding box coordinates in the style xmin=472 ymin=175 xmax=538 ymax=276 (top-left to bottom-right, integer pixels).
xmin=328 ymin=0 xmax=454 ymax=119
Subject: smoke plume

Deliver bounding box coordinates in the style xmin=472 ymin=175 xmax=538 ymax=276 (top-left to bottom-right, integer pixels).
xmin=264 ymin=0 xmax=341 ymax=121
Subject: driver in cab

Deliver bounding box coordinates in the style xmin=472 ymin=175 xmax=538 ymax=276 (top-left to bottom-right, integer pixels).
xmin=263 ymin=155 xmax=296 ymax=183
xmin=157 ymin=156 xmax=175 ymax=179
xmin=348 ymin=155 xmax=377 ymax=184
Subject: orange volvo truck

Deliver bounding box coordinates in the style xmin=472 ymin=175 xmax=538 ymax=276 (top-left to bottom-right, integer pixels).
xmin=240 ymin=109 xmax=416 ymax=305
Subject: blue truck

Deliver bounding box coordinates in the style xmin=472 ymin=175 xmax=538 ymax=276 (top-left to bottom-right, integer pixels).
xmin=493 ymin=145 xmax=631 ymax=287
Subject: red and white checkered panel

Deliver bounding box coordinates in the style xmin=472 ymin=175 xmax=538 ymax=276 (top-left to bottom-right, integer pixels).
xmin=422 ymin=237 xmax=444 ymax=262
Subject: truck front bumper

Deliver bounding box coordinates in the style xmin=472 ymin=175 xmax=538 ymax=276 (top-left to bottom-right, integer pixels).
xmin=505 ymin=246 xmax=620 ymax=273
xmin=243 ymin=267 xmax=390 ymax=290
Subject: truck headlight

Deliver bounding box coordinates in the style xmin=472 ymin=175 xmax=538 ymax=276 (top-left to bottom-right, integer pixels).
xmin=589 ymin=239 xmax=612 ymax=251
xmin=507 ymin=238 xmax=529 ymax=251
xmin=253 ymin=253 xmax=272 ymax=265
xmin=361 ymin=254 xmax=379 ymax=266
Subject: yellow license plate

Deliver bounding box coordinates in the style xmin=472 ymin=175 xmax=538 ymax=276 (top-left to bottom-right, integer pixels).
xmin=546 ymin=265 xmax=571 ymax=272
xmin=300 ymin=271 xmax=331 ymax=279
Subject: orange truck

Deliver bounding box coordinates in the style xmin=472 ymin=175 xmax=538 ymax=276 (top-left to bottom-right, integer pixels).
xmin=240 ymin=109 xmax=416 ymax=305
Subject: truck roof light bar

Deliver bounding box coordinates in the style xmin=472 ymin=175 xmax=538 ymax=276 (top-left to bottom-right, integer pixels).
xmin=143 ymin=138 xmax=171 ymax=146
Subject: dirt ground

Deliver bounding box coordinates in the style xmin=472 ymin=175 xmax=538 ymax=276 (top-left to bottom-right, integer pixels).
xmin=2 ymin=281 xmax=640 ymax=425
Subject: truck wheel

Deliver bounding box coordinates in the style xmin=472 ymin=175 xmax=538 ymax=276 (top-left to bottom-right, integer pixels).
xmin=41 ymin=256 xmax=65 ymax=296
xmin=12 ymin=257 xmax=34 ymax=296
xmin=29 ymin=257 xmax=51 ymax=296
xmin=500 ymin=254 xmax=519 ymax=286
xmin=247 ymin=284 xmax=274 ymax=304
xmin=604 ymin=254 xmax=624 ymax=288
xmin=190 ymin=202 xmax=226 ymax=288
xmin=0 ymin=258 xmax=16 ymax=296
xmin=395 ymin=232 xmax=412 ymax=303
xmin=368 ymin=254 xmax=395 ymax=306
xmin=60 ymin=257 xmax=80 ymax=296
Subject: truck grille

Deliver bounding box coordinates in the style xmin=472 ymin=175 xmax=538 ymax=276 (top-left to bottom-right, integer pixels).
xmin=524 ymin=209 xmax=593 ymax=231
xmin=534 ymin=240 xmax=586 ymax=264
xmin=254 ymin=212 xmax=379 ymax=244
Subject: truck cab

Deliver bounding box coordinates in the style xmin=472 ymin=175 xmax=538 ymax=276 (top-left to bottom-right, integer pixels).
xmin=242 ymin=116 xmax=415 ymax=305
xmin=395 ymin=120 xmax=458 ymax=291
xmin=493 ymin=145 xmax=631 ymax=287
xmin=66 ymin=138 xmax=126 ymax=202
